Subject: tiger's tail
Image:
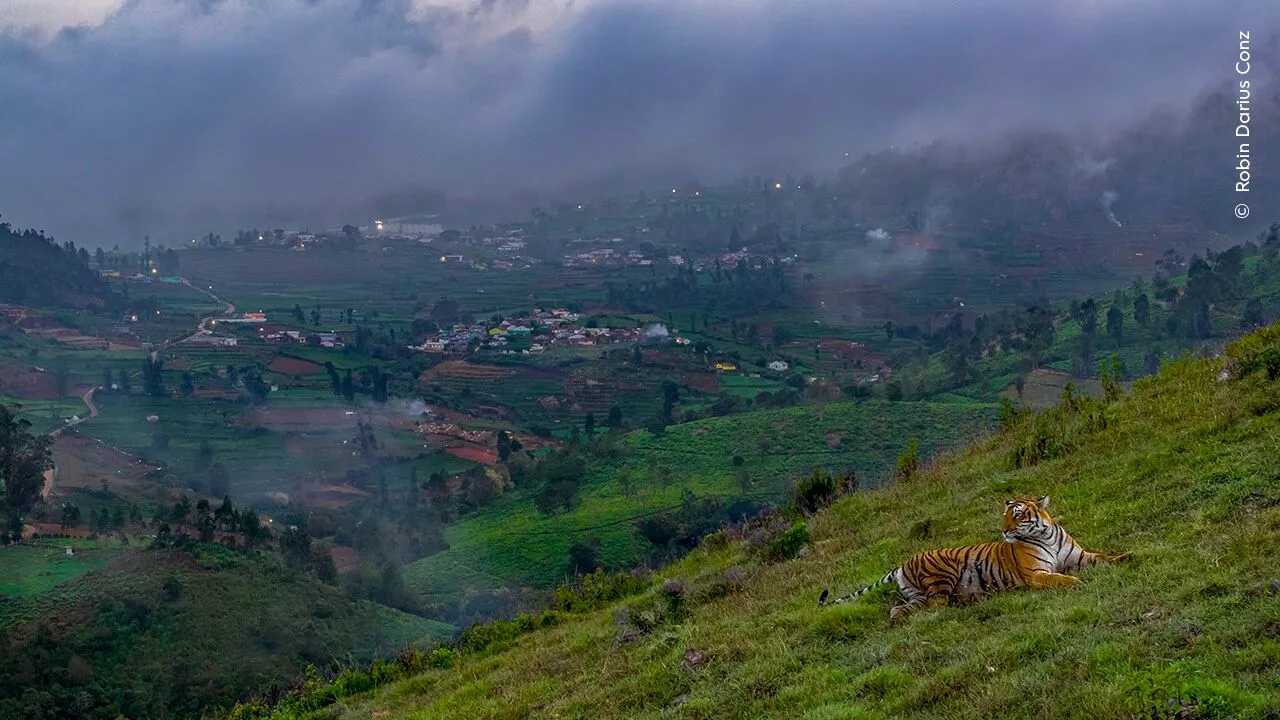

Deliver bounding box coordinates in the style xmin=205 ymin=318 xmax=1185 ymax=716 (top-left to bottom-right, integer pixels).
xmin=818 ymin=568 xmax=899 ymax=607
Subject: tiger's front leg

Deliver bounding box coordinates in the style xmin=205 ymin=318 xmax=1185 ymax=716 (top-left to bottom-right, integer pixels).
xmin=1024 ymin=570 xmax=1082 ymax=590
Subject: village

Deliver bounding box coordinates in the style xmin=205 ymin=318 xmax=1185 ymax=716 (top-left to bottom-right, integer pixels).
xmin=405 ymin=307 xmax=686 ymax=355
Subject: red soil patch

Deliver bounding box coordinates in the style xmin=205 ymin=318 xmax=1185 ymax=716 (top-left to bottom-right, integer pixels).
xmin=50 ymin=433 xmax=160 ymax=498
xmin=423 ymin=361 xmax=512 ymax=380
xmin=683 ymin=372 xmax=720 ymax=394
xmin=31 ymin=522 xmax=98 ymax=539
xmin=268 ymin=355 xmax=324 ymax=375
xmin=445 ymin=445 xmax=498 ymax=464
xmin=330 ymin=546 xmax=360 ymax=575
xmin=0 ymin=364 xmax=64 ymax=399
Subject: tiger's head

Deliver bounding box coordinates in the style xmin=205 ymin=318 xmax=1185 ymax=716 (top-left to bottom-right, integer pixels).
xmin=1001 ymin=495 xmax=1053 ymax=541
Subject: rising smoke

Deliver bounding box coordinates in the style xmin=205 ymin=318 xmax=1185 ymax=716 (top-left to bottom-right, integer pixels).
xmin=1101 ymin=190 xmax=1122 ymax=227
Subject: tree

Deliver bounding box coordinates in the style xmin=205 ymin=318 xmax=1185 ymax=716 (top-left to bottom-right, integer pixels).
xmin=101 ymin=367 xmax=112 ymax=390
xmin=179 ymin=372 xmax=194 ymax=398
xmin=1134 ymin=292 xmax=1151 ymax=327
xmin=617 ymin=466 xmax=634 ymax=498
xmin=431 ymin=298 xmax=460 ymax=327
xmin=1243 ymin=298 xmax=1265 ymax=329
xmin=310 ymin=544 xmax=338 ymax=584
xmin=207 ymin=462 xmax=230 ymax=499
xmin=583 ymin=413 xmax=595 ymax=439
xmin=0 ymin=405 xmax=54 ymax=519
xmin=293 ymin=304 xmax=305 ymax=324
xmin=1144 ymin=348 xmax=1162 ymax=376
xmin=568 ymin=536 xmax=601 ymax=575
xmin=214 ymin=495 xmax=235 ymax=530
xmin=883 ymin=321 xmax=895 ymax=341
xmin=1078 ymin=298 xmax=1098 ymax=338
xmin=279 ymin=523 xmax=312 ymax=570
xmin=158 ymin=249 xmax=180 ymax=275
xmin=142 ymin=356 xmax=166 ymax=397
xmin=495 ymin=431 xmax=512 ymax=463
xmin=1106 ymin=306 xmax=1124 ymax=343
xmin=772 ymin=326 xmax=794 ymax=346
xmin=660 ymin=380 xmax=680 ymax=423
xmin=311 ymin=309 xmax=321 ymax=326
xmin=606 ymin=404 xmax=623 ymax=430
xmin=735 ymin=466 xmax=751 ymax=496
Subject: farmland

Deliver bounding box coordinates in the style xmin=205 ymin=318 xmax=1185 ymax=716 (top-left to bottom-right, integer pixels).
xmin=403 ymin=399 xmax=1001 ymax=597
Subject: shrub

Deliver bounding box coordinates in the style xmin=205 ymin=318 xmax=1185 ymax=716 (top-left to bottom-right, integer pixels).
xmin=1225 ymin=322 xmax=1280 ymax=380
xmin=761 ymin=522 xmax=810 ymax=563
xmin=894 ymin=439 xmax=921 ymax=481
xmin=791 ymin=468 xmax=858 ymax=514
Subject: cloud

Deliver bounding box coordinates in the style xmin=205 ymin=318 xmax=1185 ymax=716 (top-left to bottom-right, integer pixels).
xmin=1 ymin=0 xmax=1277 ymax=242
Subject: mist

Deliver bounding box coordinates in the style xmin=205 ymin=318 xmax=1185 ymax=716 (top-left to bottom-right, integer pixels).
xmin=1 ymin=0 xmax=1278 ymax=243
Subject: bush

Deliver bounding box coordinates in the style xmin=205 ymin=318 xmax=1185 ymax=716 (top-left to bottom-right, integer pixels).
xmin=791 ymin=468 xmax=858 ymax=514
xmin=1225 ymin=322 xmax=1280 ymax=380
xmin=761 ymin=522 xmax=810 ymax=562
xmin=894 ymin=439 xmax=921 ymax=481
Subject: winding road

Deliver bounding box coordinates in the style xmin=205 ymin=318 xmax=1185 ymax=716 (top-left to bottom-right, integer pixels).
xmin=40 ymin=386 xmax=100 ymax=500
xmin=38 ymin=276 xmax=230 ymax=502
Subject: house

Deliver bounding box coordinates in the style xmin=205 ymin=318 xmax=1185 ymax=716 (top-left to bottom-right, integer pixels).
xmin=421 ymin=341 xmax=445 ymax=353
xmin=313 ymin=332 xmax=342 ymax=349
xmin=768 ymin=360 xmax=790 ymax=372
xmin=715 ymin=362 xmax=738 ymax=372
xmin=242 ymin=312 xmax=267 ymax=321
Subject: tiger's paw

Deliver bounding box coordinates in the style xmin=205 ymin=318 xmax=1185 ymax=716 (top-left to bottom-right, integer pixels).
xmin=818 ymin=589 xmax=829 ymax=606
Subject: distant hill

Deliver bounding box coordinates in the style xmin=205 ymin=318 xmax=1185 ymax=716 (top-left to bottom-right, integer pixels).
xmin=227 ymin=322 xmax=1280 ymax=719
xmin=0 ymin=218 xmax=114 ymax=309
xmin=0 ymin=543 xmax=455 ymax=720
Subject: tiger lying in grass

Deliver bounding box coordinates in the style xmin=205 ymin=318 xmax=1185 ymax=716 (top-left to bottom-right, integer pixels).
xmin=818 ymin=496 xmax=1130 ymax=620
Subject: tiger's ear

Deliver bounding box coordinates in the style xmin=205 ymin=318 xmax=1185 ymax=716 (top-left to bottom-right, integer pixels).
xmin=1037 ymin=495 xmax=1050 ymax=509
xmin=1005 ymin=499 xmax=1015 ymax=507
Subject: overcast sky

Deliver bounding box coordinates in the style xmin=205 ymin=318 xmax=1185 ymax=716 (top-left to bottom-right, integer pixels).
xmin=1 ymin=0 xmax=1277 ymax=243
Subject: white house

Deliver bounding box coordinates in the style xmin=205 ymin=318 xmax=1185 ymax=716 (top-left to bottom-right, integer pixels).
xmin=768 ymin=360 xmax=790 ymax=372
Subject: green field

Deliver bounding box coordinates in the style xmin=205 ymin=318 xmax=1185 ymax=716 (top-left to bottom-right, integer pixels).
xmin=405 ymin=400 xmax=1000 ymax=597
xmin=0 ymin=539 xmax=127 ymax=599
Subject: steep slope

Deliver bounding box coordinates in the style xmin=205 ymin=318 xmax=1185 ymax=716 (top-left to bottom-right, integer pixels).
xmin=0 ymin=220 xmax=113 ymax=309
xmin=0 ymin=544 xmax=455 ymax=720
xmin=230 ymin=323 xmax=1280 ymax=719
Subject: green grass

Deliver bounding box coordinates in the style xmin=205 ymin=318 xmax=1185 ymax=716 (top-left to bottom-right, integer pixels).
xmin=1 ymin=543 xmax=457 ymax=720
xmin=255 ymin=324 xmax=1280 ymax=720
xmin=404 ymin=400 xmax=1000 ymax=597
xmin=0 ymin=540 xmax=126 ymax=598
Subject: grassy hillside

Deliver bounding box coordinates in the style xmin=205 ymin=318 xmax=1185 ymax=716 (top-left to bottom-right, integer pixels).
xmin=0 ymin=541 xmax=455 ymax=720
xmin=230 ymin=323 xmax=1280 ymax=719
xmin=404 ymin=400 xmax=1000 ymax=598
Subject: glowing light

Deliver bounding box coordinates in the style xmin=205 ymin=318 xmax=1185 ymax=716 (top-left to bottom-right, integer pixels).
xmin=775 ymin=182 xmax=782 ymax=189
xmin=440 ymin=256 xmax=447 ymax=262
xmin=672 ymin=189 xmax=677 ymax=193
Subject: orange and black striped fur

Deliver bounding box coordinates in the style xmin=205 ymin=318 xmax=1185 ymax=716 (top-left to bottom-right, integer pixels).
xmin=817 ymin=496 xmax=1129 ymax=620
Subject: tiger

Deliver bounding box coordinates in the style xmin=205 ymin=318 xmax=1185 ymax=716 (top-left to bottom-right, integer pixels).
xmin=817 ymin=495 xmax=1130 ymax=620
